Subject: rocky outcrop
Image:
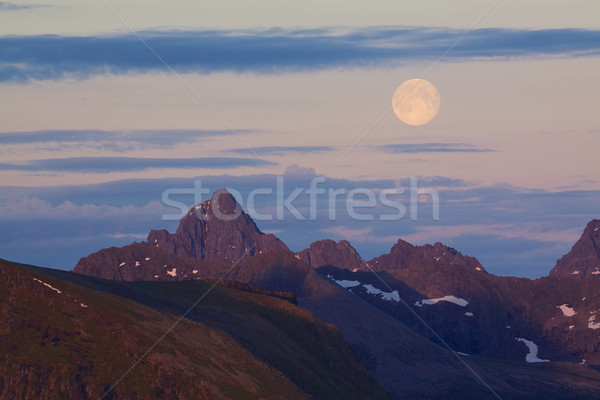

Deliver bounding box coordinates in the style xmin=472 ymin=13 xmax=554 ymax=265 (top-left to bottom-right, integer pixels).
xmin=297 ymin=239 xmax=366 ymax=271
xmin=550 ymin=219 xmax=600 ymax=278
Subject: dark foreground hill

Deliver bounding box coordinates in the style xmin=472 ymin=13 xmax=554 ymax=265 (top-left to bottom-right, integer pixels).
xmin=0 ymin=258 xmax=389 ymax=400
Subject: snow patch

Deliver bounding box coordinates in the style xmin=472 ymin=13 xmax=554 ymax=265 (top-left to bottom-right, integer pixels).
xmin=516 ymin=338 xmax=550 ymax=363
xmin=572 ymin=270 xmax=580 ymax=275
xmin=475 ymin=267 xmax=482 ymax=271
xmin=557 ymin=304 xmax=576 ymax=317
xmin=135 ymin=261 xmax=140 ymax=267
xmin=363 ymin=284 xmax=400 ymax=302
xmin=119 ymin=262 xmax=126 ymax=267
xmin=167 ymin=268 xmax=177 ymax=277
xmin=192 ymin=270 xmax=198 ymax=274
xmin=32 ymin=278 xmax=62 ymax=294
xmin=327 ymin=275 xmax=361 ymax=288
xmin=569 ymin=325 xmax=575 ymax=330
xmin=294 ymin=254 xmax=301 ymax=259
xmin=145 ymin=257 xmax=151 ymax=261
xmin=327 ymin=275 xmax=401 ymax=302
xmin=416 ymin=295 xmax=468 ymax=307
xmin=80 ymin=303 xmax=88 ymax=308
xmin=154 ymin=274 xmax=159 ymax=278
xmin=592 ymin=269 xmax=600 ymax=275
xmin=588 ymin=314 xmax=600 ymax=330
xmin=465 ymin=312 xmax=474 ymax=317
xmin=595 ymin=228 xmax=599 ymax=232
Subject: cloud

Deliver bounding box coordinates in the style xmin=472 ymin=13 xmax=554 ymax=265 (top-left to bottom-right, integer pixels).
xmin=0 ymin=2 xmax=43 ymax=11
xmin=0 ymin=196 xmax=166 ymax=220
xmin=0 ymin=156 xmax=275 ymax=173
xmin=1 ymin=27 xmax=600 ymax=82
xmin=321 ymin=226 xmax=398 ymax=244
xmin=0 ymin=129 xmax=258 ymax=152
xmin=400 ymin=223 xmax=582 ymax=246
xmin=282 ymin=164 xmax=317 ymax=178
xmin=229 ymin=145 xmax=335 ymax=156
xmin=379 ymin=142 xmax=494 ymax=154
xmin=1 ymin=169 xmax=598 ymax=277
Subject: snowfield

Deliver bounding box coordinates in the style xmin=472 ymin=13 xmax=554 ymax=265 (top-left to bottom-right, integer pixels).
xmin=516 ymin=338 xmax=550 ymax=363
xmin=415 ymin=295 xmax=468 ymax=307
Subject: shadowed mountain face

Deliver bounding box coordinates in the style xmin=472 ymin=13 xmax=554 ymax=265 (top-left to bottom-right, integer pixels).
xmin=147 ymin=189 xmax=289 ymax=263
xmin=550 ymin=219 xmax=600 ymax=278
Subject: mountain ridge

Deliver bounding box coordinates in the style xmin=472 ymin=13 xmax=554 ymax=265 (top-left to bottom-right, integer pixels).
xmin=69 ymin=189 xmax=600 ymax=399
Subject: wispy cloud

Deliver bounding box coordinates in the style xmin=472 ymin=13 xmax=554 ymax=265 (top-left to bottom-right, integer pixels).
xmin=1 ymin=27 xmax=599 ymax=82
xmin=379 ymin=143 xmax=494 ymax=154
xmin=0 ymin=1 xmax=44 ymax=11
xmin=400 ymin=223 xmax=582 ymax=246
xmin=0 ymin=129 xmax=258 ymax=152
xmin=321 ymin=226 xmax=399 ymax=244
xmin=229 ymin=145 xmax=335 ymax=156
xmin=0 ymin=156 xmax=275 ymax=173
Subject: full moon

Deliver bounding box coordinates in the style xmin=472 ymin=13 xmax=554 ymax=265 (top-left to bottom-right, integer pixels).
xmin=392 ymin=79 xmax=440 ymax=126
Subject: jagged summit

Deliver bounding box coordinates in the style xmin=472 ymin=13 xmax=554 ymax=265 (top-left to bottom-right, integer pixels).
xmin=368 ymin=238 xmax=485 ymax=272
xmin=550 ymin=219 xmax=600 ymax=278
xmin=147 ymin=188 xmax=289 ymax=263
xmin=297 ymin=239 xmax=367 ymax=271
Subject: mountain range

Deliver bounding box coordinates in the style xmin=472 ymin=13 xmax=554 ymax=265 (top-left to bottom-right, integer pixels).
xmin=4 ymin=189 xmax=600 ymax=399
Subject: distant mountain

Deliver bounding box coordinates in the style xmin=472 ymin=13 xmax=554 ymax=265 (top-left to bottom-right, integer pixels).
xmin=147 ymin=189 xmax=288 ymax=263
xmin=2 ymin=258 xmax=389 ymax=400
xmin=297 ymin=239 xmax=366 ymax=271
xmin=368 ymin=239 xmax=486 ymax=272
xmin=550 ymin=219 xmax=600 ymax=278
xmin=298 ymin=238 xmax=485 ymax=273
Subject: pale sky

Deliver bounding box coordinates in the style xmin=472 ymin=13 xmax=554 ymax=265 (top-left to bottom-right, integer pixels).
xmin=0 ymin=0 xmax=599 ymax=276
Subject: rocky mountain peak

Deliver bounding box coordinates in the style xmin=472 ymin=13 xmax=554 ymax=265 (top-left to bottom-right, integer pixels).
xmin=147 ymin=188 xmax=289 ymax=263
xmin=550 ymin=219 xmax=600 ymax=278
xmin=368 ymin=238 xmax=485 ymax=272
xmin=297 ymin=239 xmax=367 ymax=271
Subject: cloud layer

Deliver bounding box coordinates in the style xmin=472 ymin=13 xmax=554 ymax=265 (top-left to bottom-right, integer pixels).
xmin=379 ymin=143 xmax=494 ymax=154
xmin=0 ymin=156 xmax=274 ymax=173
xmin=1 ymin=169 xmax=598 ymax=277
xmin=0 ymin=129 xmax=257 ymax=152
xmin=229 ymin=145 xmax=335 ymax=156
xmin=0 ymin=2 xmax=42 ymax=11
xmin=1 ymin=27 xmax=599 ymax=82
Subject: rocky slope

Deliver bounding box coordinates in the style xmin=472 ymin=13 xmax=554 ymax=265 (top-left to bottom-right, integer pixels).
xmin=550 ymin=219 xmax=600 ymax=278
xmin=2 ymin=258 xmax=389 ymax=400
